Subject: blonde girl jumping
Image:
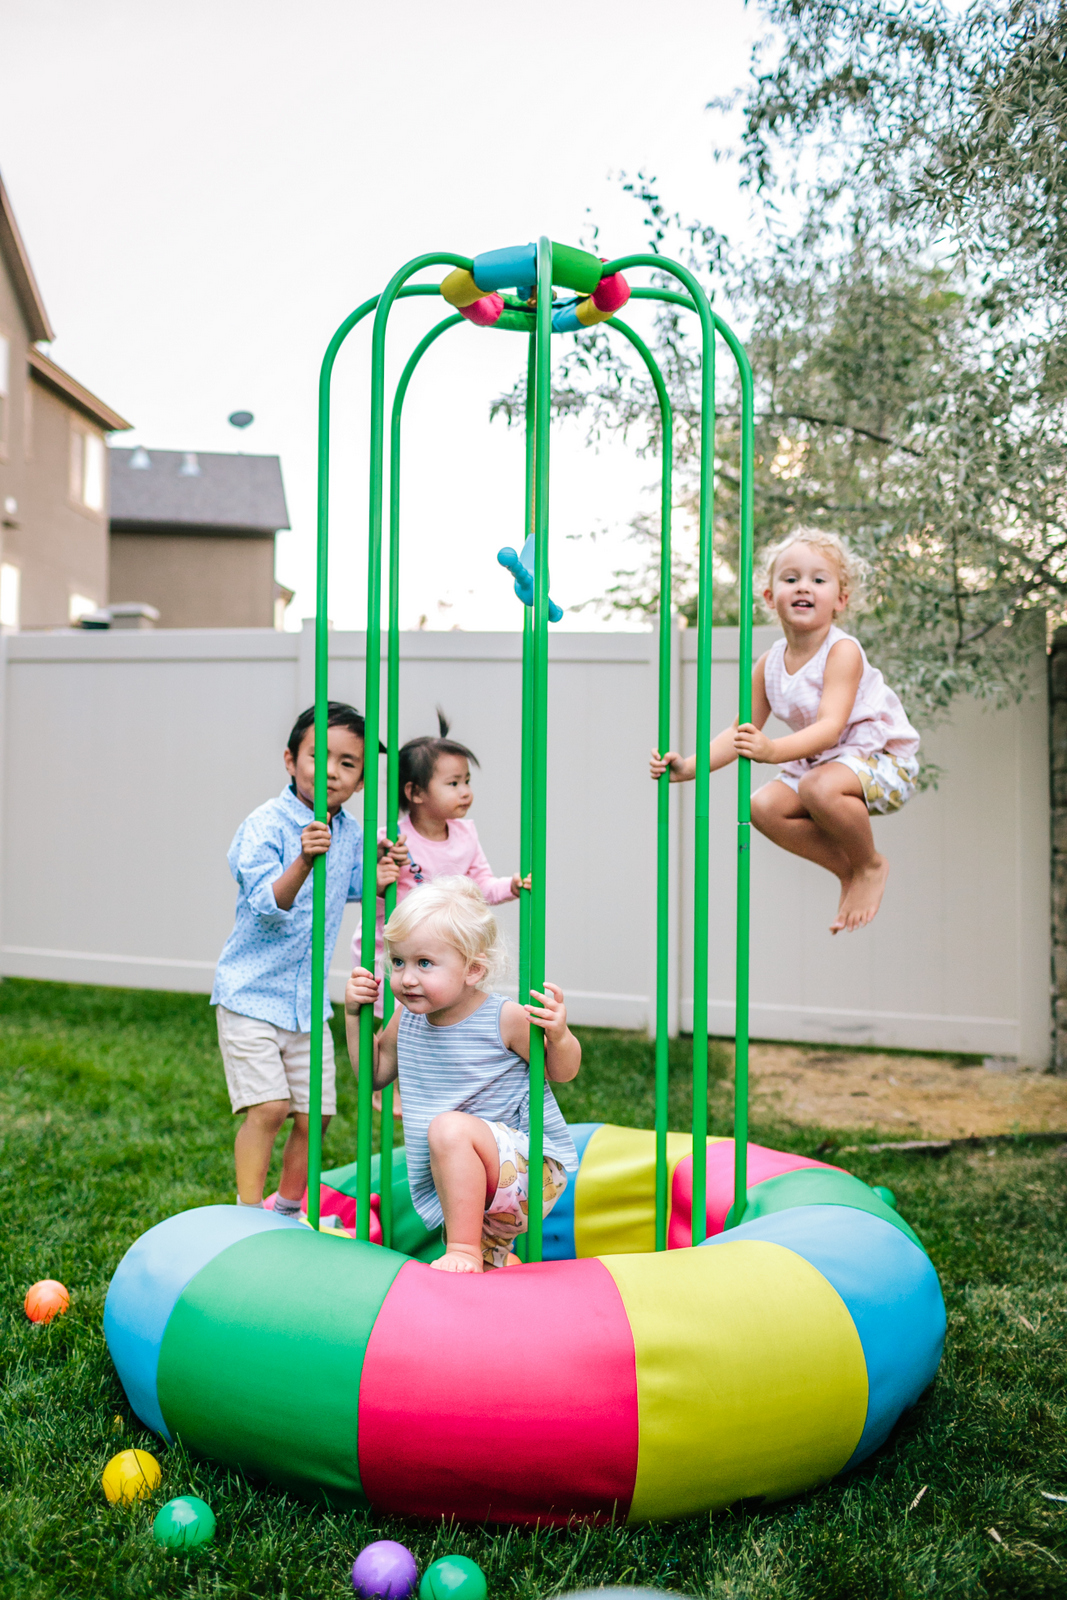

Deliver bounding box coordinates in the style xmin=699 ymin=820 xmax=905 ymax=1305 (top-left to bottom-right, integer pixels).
xmin=651 ymin=528 xmax=919 ymax=934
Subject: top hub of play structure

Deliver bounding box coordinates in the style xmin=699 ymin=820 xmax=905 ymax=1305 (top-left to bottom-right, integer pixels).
xmin=440 ymin=241 xmax=630 ymax=332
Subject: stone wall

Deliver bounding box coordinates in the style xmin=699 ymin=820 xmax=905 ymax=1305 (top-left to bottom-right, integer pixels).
xmin=1050 ymin=625 xmax=1067 ymax=1071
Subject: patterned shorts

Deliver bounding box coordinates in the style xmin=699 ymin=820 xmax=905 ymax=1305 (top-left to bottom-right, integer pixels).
xmin=479 ymin=1120 xmax=568 ymax=1270
xmin=779 ymin=751 xmax=920 ymax=817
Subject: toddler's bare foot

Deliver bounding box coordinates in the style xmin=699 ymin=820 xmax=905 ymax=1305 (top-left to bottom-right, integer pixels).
xmin=431 ymin=1244 xmax=483 ymax=1273
xmin=834 ymin=855 xmax=889 ymax=934
xmin=830 ymin=875 xmax=853 ymax=935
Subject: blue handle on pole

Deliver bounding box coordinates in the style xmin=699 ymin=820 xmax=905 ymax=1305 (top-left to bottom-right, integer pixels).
xmin=497 ymin=535 xmax=563 ymax=621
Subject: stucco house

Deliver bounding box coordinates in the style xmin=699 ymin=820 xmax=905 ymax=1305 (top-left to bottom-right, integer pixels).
xmin=0 ymin=169 xmax=132 ymax=629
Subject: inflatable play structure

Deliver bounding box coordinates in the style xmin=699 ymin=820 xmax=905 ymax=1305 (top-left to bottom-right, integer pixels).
xmin=105 ymin=240 xmax=946 ymax=1522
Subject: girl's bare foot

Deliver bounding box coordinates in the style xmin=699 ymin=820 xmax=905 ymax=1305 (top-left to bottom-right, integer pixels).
xmin=834 ymin=855 xmax=889 ymax=934
xmin=431 ymin=1243 xmax=483 ymax=1273
xmin=830 ymin=875 xmax=853 ymax=935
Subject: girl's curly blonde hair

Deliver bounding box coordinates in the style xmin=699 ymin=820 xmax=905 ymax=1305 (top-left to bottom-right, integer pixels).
xmin=383 ymin=875 xmax=508 ymax=992
xmin=755 ymin=527 xmax=870 ymax=617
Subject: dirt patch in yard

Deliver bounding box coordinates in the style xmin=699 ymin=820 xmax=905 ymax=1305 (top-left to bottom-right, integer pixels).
xmin=748 ymin=1043 xmax=1067 ymax=1138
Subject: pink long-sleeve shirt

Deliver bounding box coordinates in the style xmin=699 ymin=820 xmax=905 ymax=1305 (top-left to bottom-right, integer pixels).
xmin=351 ymin=817 xmax=516 ymax=1003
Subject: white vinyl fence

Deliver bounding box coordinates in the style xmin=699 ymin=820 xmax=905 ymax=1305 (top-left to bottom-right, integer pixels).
xmin=0 ymin=620 xmax=1051 ymax=1064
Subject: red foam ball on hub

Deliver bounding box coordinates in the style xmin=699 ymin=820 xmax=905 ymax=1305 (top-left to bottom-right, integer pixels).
xmin=460 ymin=294 xmax=504 ymax=327
xmin=592 ymin=272 xmax=630 ymax=314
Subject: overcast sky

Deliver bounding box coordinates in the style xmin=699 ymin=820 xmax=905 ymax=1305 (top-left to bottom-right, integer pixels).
xmin=1 ymin=0 xmax=762 ymax=631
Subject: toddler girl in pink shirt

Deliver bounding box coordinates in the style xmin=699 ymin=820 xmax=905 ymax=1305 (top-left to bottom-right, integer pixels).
xmin=356 ymin=712 xmax=528 ymax=1110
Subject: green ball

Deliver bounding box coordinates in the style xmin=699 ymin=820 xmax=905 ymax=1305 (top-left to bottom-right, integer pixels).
xmin=419 ymin=1556 xmax=487 ymax=1600
xmin=151 ymin=1494 xmax=216 ymax=1550
xmin=871 ymin=1185 xmax=898 ymax=1210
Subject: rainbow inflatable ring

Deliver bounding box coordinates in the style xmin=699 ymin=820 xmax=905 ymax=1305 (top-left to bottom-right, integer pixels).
xmin=104 ymin=1123 xmax=945 ymax=1525
xmin=440 ymin=240 xmax=631 ymax=333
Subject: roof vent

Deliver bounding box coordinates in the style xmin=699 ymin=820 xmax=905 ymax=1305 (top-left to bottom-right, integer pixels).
xmin=179 ymin=451 xmax=201 ymax=476
xmin=129 ymin=447 xmax=151 ymax=469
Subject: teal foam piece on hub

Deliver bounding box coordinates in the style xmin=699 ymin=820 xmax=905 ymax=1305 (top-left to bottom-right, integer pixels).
xmin=472 ymin=244 xmax=536 ymax=292
xmin=552 ymin=302 xmax=584 ymax=333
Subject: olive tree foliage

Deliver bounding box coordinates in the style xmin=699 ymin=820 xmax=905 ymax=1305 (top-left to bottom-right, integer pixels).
xmin=492 ymin=2 xmax=1067 ymax=723
xmin=739 ymin=0 xmax=1067 ymax=322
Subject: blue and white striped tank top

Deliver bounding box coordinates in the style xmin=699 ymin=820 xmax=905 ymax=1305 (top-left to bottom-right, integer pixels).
xmin=397 ymin=991 xmax=579 ymax=1229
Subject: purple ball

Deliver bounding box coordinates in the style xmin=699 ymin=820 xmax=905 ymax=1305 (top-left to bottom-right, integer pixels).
xmin=351 ymin=1540 xmax=418 ymax=1600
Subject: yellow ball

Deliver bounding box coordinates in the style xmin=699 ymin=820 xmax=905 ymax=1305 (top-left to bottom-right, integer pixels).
xmin=101 ymin=1448 xmax=161 ymax=1504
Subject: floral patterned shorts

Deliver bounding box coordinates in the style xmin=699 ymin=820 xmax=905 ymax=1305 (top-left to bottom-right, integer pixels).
xmin=479 ymin=1120 xmax=567 ymax=1269
xmin=779 ymin=751 xmax=920 ymax=816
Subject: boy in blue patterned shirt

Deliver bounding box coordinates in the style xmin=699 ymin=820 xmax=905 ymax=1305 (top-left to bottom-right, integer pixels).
xmin=211 ymin=701 xmax=402 ymax=1216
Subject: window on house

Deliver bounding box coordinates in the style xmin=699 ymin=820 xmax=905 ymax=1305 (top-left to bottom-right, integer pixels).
xmin=69 ymin=593 xmax=97 ymax=624
xmin=69 ymin=428 xmax=82 ymax=500
xmin=0 ymin=334 xmax=9 ymax=455
xmin=0 ymin=563 xmax=20 ymax=630
xmin=70 ymin=426 xmax=106 ymax=512
xmin=83 ymin=432 xmax=105 ymax=510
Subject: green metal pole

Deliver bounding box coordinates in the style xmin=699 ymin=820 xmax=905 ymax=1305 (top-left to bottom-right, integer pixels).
xmin=511 ymin=337 xmax=538 ymax=1266
xmin=605 ymin=318 xmax=674 ymax=1252
xmin=623 ymin=288 xmax=757 ymax=1231
xmin=717 ymin=325 xmax=756 ymax=1230
xmin=309 ymin=280 xmax=461 ymax=1232
xmin=357 ymin=255 xmax=472 ymax=1245
xmin=600 ymin=255 xmax=716 ymax=1247
xmin=519 ymin=335 xmax=537 ymax=1010
xmin=310 ymin=294 xmax=380 ymax=1232
xmin=526 ymin=238 xmax=553 ymax=1264
xmin=382 ymin=314 xmax=464 ymax=1246
xmin=519 ymin=608 xmax=534 ymax=998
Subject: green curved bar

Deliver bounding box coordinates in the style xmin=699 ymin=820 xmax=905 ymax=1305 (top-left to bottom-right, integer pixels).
xmin=604 ymin=317 xmax=675 ymax=1252
xmin=606 ymin=280 xmax=756 ymax=1234
xmin=309 ymin=268 xmax=470 ymax=1232
xmin=311 ymin=294 xmax=380 ymax=1228
xmin=600 ymin=255 xmax=717 ymax=1246
xmin=720 ymin=331 xmax=755 ymax=1231
xmin=357 ymin=254 xmax=473 ymax=1243
xmin=378 ymin=313 xmax=466 ymax=1246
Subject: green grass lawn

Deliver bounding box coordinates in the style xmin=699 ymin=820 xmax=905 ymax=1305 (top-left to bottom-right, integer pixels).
xmin=2 ymin=978 xmax=1066 ymax=1599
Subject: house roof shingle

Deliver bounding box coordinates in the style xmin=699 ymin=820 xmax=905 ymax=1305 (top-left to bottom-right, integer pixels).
xmin=109 ymin=448 xmax=291 ymax=534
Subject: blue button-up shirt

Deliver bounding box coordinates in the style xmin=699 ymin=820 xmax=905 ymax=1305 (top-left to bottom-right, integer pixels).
xmin=211 ymin=784 xmax=364 ymax=1033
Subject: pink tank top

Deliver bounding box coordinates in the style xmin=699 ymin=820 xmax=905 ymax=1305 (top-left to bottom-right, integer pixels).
xmin=763 ymin=625 xmax=919 ymax=779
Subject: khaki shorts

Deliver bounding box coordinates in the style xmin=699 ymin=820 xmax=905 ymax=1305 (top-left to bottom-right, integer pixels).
xmin=216 ymin=1005 xmax=336 ymax=1116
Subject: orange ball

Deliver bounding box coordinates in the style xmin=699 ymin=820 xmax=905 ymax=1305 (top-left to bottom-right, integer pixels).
xmin=24 ymin=1280 xmax=69 ymax=1323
